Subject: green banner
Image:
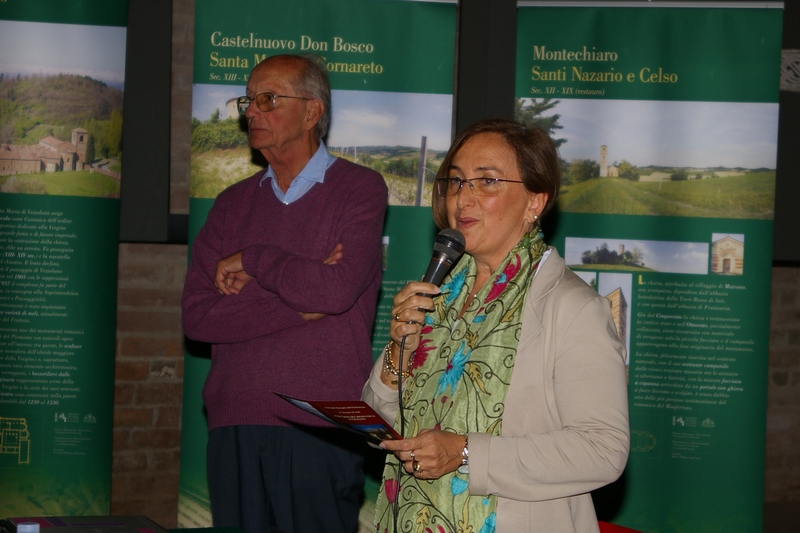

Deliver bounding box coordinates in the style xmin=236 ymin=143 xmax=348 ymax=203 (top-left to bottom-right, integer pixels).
xmin=0 ymin=195 xmax=120 ymax=514
xmin=516 ymin=5 xmax=781 ymax=532
xmin=0 ymin=0 xmax=127 ymax=26
xmin=181 ymin=1 xmax=455 ymax=529
xmin=0 ymin=3 xmax=126 ymax=516
xmin=517 ymin=6 xmax=781 ymax=103
xmin=193 ymin=0 xmax=454 ymax=94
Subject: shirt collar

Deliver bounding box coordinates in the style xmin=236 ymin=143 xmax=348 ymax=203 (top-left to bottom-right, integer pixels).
xmin=260 ymin=141 xmax=335 ymax=188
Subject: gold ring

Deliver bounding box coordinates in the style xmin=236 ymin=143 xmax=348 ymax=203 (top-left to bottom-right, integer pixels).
xmin=394 ymin=314 xmax=401 ymax=321
xmin=412 ymin=460 xmax=421 ymax=473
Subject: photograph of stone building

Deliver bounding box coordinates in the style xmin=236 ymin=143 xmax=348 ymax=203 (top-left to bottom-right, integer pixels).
xmin=711 ymin=234 xmax=745 ymax=275
xmin=0 ymin=128 xmax=88 ymax=175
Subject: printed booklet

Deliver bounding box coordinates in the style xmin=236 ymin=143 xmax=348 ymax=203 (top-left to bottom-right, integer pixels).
xmin=276 ymin=393 xmax=402 ymax=443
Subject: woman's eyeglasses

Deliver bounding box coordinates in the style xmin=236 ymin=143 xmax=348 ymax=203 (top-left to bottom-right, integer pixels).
xmin=435 ymin=177 xmax=526 ymax=197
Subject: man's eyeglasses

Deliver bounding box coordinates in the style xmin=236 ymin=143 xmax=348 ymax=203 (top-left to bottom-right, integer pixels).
xmin=237 ymin=92 xmax=311 ymax=115
xmin=435 ymin=177 xmax=526 ymax=197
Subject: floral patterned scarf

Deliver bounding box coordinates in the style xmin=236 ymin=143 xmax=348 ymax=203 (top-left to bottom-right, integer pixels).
xmin=374 ymin=230 xmax=548 ymax=533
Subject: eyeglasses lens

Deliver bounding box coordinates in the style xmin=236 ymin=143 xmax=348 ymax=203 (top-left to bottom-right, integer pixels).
xmin=236 ymin=97 xmax=250 ymax=116
xmin=237 ymin=93 xmax=277 ymax=115
xmin=436 ymin=178 xmax=506 ymax=197
xmin=255 ymin=93 xmax=276 ymax=112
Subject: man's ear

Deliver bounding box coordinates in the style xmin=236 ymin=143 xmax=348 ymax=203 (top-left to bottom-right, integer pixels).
xmin=304 ymin=100 xmax=324 ymax=131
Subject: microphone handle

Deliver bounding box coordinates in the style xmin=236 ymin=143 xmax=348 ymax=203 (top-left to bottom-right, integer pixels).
xmin=423 ymin=251 xmax=455 ymax=286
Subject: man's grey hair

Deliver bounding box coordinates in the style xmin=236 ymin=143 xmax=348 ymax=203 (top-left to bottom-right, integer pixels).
xmin=290 ymin=54 xmax=332 ymax=140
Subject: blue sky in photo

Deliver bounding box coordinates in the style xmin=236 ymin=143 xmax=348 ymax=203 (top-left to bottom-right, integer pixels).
xmin=192 ymin=84 xmax=453 ymax=151
xmin=712 ymin=233 xmax=744 ymax=244
xmin=0 ymin=21 xmax=127 ymax=88
xmin=524 ymin=98 xmax=779 ymax=169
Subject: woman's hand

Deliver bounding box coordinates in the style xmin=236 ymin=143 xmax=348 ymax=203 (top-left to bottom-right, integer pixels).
xmin=380 ymin=429 xmax=466 ymax=480
xmin=389 ymin=281 xmax=440 ymax=352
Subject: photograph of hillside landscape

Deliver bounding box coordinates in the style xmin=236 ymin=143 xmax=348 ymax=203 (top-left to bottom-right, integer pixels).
xmin=190 ymin=84 xmax=452 ymax=204
xmin=515 ymin=97 xmax=778 ymax=220
xmin=564 ymin=236 xmax=710 ymax=275
xmin=0 ymin=21 xmax=126 ymax=198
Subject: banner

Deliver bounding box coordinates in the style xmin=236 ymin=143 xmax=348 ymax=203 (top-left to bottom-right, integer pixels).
xmin=180 ymin=0 xmax=456 ymax=528
xmin=0 ymin=0 xmax=127 ymax=516
xmin=516 ymin=3 xmax=782 ymax=531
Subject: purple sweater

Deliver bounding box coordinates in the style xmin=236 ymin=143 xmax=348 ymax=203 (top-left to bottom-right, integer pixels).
xmin=182 ymin=158 xmax=388 ymax=429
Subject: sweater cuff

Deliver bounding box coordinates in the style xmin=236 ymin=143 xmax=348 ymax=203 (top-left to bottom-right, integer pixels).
xmin=467 ymin=431 xmax=491 ymax=496
xmin=241 ymin=244 xmax=281 ymax=290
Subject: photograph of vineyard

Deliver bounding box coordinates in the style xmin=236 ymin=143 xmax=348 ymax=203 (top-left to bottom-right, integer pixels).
xmin=515 ymin=98 xmax=778 ymax=220
xmin=190 ymin=84 xmax=452 ymax=204
xmin=0 ymin=21 xmax=126 ymax=198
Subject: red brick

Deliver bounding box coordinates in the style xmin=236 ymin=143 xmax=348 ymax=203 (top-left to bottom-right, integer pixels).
xmin=119 ymin=243 xmax=188 ymax=263
xmin=109 ymin=496 xmax=147 ymax=516
xmin=117 ymin=309 xmax=182 ymax=333
xmin=773 ymin=371 xmax=790 ymax=387
xmin=114 ymin=384 xmax=135 ymax=405
xmin=113 ymin=428 xmax=132 ymax=450
xmin=114 ymin=407 xmax=154 ymax=427
xmin=115 ymin=360 xmax=151 ymax=381
xmin=118 ymin=336 xmax=184 ymax=358
xmin=151 ymin=450 xmax=181 ymax=470
xmin=117 ymin=287 xmax=183 ymax=308
xmin=135 ymin=382 xmax=183 ymax=405
xmin=155 ymin=406 xmax=182 ymax=428
xmin=131 ymin=428 xmax=181 ymax=449
xmin=112 ymin=451 xmax=148 ymax=472
xmin=118 ymin=264 xmax=167 ymax=284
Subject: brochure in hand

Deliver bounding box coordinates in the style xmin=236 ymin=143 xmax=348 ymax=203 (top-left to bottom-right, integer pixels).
xmin=276 ymin=393 xmax=402 ymax=443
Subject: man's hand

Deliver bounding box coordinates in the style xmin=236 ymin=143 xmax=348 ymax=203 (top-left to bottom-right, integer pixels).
xmin=323 ymin=243 xmax=343 ymax=265
xmin=214 ymin=251 xmax=253 ymax=295
xmin=214 ymin=244 xmax=342 ymax=302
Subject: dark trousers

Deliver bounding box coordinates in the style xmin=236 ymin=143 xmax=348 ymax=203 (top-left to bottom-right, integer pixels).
xmin=207 ymin=425 xmax=365 ymax=533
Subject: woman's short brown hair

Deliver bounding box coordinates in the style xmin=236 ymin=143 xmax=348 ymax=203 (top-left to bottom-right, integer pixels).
xmin=431 ymin=119 xmax=561 ymax=230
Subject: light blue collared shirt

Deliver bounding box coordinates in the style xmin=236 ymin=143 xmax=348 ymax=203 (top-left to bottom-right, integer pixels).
xmin=260 ymin=141 xmax=337 ymax=204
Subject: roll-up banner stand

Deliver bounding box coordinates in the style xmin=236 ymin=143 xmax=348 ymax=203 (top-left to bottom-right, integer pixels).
xmin=0 ymin=0 xmax=128 ymax=516
xmin=515 ymin=2 xmax=782 ymax=531
xmin=179 ymin=1 xmax=456 ymax=528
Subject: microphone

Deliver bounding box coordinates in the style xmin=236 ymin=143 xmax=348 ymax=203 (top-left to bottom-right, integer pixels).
xmin=422 ymin=229 xmax=466 ymax=286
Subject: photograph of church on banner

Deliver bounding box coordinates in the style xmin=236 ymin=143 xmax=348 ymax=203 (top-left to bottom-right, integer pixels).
xmin=0 ymin=20 xmax=125 ymax=198
xmin=515 ymin=4 xmax=781 ymax=532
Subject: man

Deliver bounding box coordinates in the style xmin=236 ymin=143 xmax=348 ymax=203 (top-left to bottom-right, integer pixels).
xmin=182 ymin=54 xmax=387 ymax=533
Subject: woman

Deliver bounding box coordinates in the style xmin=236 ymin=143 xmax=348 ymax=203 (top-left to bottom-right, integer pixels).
xmin=362 ymin=119 xmax=630 ymax=533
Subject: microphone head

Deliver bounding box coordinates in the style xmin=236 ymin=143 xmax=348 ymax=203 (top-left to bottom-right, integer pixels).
xmin=433 ymin=228 xmax=466 ymax=258
xmin=421 ymin=229 xmax=466 ymax=286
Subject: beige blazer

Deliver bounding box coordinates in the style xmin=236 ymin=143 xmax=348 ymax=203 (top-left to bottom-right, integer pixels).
xmin=363 ymin=248 xmax=630 ymax=532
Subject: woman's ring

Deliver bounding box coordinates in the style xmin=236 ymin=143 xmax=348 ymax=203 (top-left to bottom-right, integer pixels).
xmin=394 ymin=313 xmax=401 ymax=321
xmin=409 ymin=450 xmax=415 ymax=460
xmin=412 ymin=460 xmax=421 ymax=473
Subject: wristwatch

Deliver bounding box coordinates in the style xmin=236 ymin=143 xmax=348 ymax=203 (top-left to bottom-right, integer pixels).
xmin=458 ymin=434 xmax=469 ymax=474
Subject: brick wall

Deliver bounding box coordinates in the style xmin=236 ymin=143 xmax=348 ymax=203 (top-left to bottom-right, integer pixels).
xmin=105 ymin=0 xmax=800 ymax=529
xmin=766 ymin=267 xmax=800 ymax=502
xmin=111 ymin=244 xmax=187 ymax=527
